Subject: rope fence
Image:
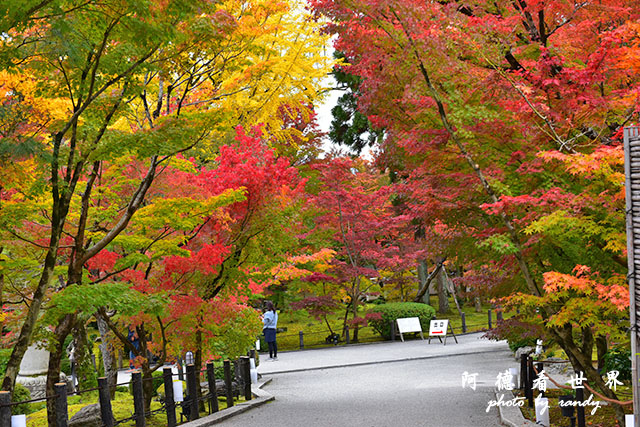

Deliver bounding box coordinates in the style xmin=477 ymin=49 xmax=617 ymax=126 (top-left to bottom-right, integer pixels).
xmin=517 ymin=354 xmax=634 ymax=427
xmin=0 ymin=355 xmax=256 ymax=427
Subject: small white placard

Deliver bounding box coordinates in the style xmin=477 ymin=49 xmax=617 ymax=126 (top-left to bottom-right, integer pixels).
xmin=429 ymin=319 xmax=448 ymax=336
xmin=173 ymin=380 xmax=184 ymax=402
xmin=11 ymin=415 xmax=26 ymax=427
xmin=396 ymin=317 xmax=422 ymax=334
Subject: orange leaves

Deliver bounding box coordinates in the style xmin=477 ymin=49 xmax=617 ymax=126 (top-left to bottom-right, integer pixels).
xmin=538 ymin=146 xmax=624 ymax=179
xmin=270 ymin=248 xmax=336 ymax=281
xmin=542 ymin=266 xmax=628 ymax=311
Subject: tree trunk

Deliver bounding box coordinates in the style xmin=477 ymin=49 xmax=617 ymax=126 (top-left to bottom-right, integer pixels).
xmin=436 ymin=268 xmax=450 ymax=315
xmin=417 ymin=260 xmax=430 ymax=305
xmin=596 ymin=335 xmax=608 ymax=373
xmin=96 ymin=314 xmax=117 ymax=398
xmin=352 ymin=294 xmax=359 ymax=342
xmin=444 ymin=269 xmax=464 ymax=318
xmin=552 ymin=325 xmax=626 ymax=426
xmin=142 ymin=362 xmax=154 ymax=414
xmin=195 ymin=328 xmax=204 ymax=411
xmin=3 ymin=234 xmax=62 ymax=394
xmin=46 ymin=314 xmax=76 ymax=427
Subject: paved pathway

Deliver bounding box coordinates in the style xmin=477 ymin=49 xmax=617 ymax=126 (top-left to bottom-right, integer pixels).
xmin=221 ymin=333 xmax=517 ymax=426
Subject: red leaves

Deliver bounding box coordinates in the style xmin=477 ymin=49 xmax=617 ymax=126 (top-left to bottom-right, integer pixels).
xmin=164 ymin=243 xmax=229 ymax=276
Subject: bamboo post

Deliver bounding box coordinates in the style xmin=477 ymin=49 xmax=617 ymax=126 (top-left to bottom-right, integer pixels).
xmin=206 ymin=362 xmax=219 ymax=413
xmin=98 ymin=377 xmax=114 ymax=427
xmin=131 ymin=371 xmax=145 ymax=427
xmin=223 ymin=360 xmax=234 ymax=408
xmin=186 ymin=364 xmax=199 ymax=421
xmin=163 ymin=367 xmax=177 ymax=427
xmin=55 ymin=382 xmax=69 ymax=427
xmin=240 ymin=357 xmax=252 ymax=401
xmin=576 ymin=385 xmax=586 ymax=427
xmin=520 ymin=353 xmax=528 ymax=390
xmin=0 ymin=391 xmax=11 ymax=427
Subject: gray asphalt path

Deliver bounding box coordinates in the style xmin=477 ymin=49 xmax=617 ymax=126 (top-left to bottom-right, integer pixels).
xmin=222 ymin=334 xmax=515 ymax=427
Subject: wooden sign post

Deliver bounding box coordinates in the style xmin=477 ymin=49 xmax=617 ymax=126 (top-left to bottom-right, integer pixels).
xmin=428 ymin=319 xmax=458 ymax=345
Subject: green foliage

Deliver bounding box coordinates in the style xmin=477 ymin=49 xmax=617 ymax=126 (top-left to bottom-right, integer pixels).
xmin=603 ymin=345 xmax=632 ymax=382
xmin=13 ymin=383 xmax=31 ymax=415
xmin=0 ymin=348 xmax=11 ymax=378
xmin=477 ymin=234 xmax=519 ymax=255
xmin=368 ymin=302 xmax=436 ymax=339
xmin=44 ymin=283 xmax=167 ymax=324
xmin=60 ymin=334 xmax=73 ymax=375
xmin=329 ymin=51 xmax=383 ymax=154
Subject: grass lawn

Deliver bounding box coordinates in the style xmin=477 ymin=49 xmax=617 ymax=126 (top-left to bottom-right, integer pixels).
xmin=274 ymin=299 xmax=511 ymax=352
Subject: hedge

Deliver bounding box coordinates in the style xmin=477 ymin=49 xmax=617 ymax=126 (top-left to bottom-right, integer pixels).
xmin=369 ymin=302 xmax=436 ymax=339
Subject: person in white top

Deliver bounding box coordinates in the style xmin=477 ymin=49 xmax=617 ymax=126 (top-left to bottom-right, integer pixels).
xmin=262 ymin=301 xmax=278 ymax=360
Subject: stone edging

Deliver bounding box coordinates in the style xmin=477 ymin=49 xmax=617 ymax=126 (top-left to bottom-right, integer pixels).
xmin=181 ymin=378 xmax=274 ymax=426
xmin=496 ymin=390 xmax=537 ymax=427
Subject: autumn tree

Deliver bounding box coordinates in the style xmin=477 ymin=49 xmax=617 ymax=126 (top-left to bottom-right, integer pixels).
xmin=311 ymin=157 xmax=414 ymax=340
xmin=311 ymin=0 xmax=639 ymax=422
xmin=0 ymin=2 xmax=331 ymax=424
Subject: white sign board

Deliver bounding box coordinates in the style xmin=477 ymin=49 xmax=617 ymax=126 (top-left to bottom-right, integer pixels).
xmin=395 ymin=317 xmax=424 ymax=342
xmin=428 ymin=319 xmax=458 ymax=345
xmin=429 ymin=319 xmax=448 ymax=336
xmin=396 ymin=317 xmax=422 ymax=334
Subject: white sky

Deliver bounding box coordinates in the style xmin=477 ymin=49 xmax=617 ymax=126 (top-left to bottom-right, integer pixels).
xmin=315 ymin=80 xmax=374 ymax=161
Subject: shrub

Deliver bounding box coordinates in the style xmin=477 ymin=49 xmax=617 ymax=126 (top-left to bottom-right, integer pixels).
xmin=13 ymin=383 xmax=31 ymax=415
xmin=0 ymin=349 xmax=11 ymax=378
xmin=483 ymin=317 xmax=544 ymax=352
xmin=368 ymin=302 xmax=436 ymax=339
xmin=603 ymin=345 xmax=632 ymax=381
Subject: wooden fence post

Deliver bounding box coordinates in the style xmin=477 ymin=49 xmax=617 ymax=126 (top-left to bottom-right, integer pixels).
xmin=461 ymin=313 xmax=467 ymax=333
xmin=55 ymin=382 xmax=69 ymax=427
xmin=299 ymin=331 xmax=304 ymax=349
xmin=131 ymin=371 xmax=146 ymax=427
xmin=576 ymin=383 xmax=586 ymax=427
xmin=98 ymin=377 xmax=114 ymax=427
xmin=0 ymin=391 xmax=11 ymax=427
xmin=240 ymin=357 xmax=252 ymax=401
xmin=163 ymin=367 xmax=177 ymax=427
xmin=535 ymin=362 xmax=544 ymax=395
xmin=223 ymin=360 xmax=234 ymax=408
xmin=206 ymin=362 xmax=219 ymax=413
xmin=186 ymin=364 xmax=199 ymax=421
xmin=496 ymin=310 xmax=503 ymax=323
xmin=345 ymin=326 xmax=350 ymax=345
xmin=520 ymin=354 xmax=528 ymax=390
xmin=487 ymin=309 xmax=492 ymax=329
xmin=526 ymin=357 xmax=534 ymax=408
